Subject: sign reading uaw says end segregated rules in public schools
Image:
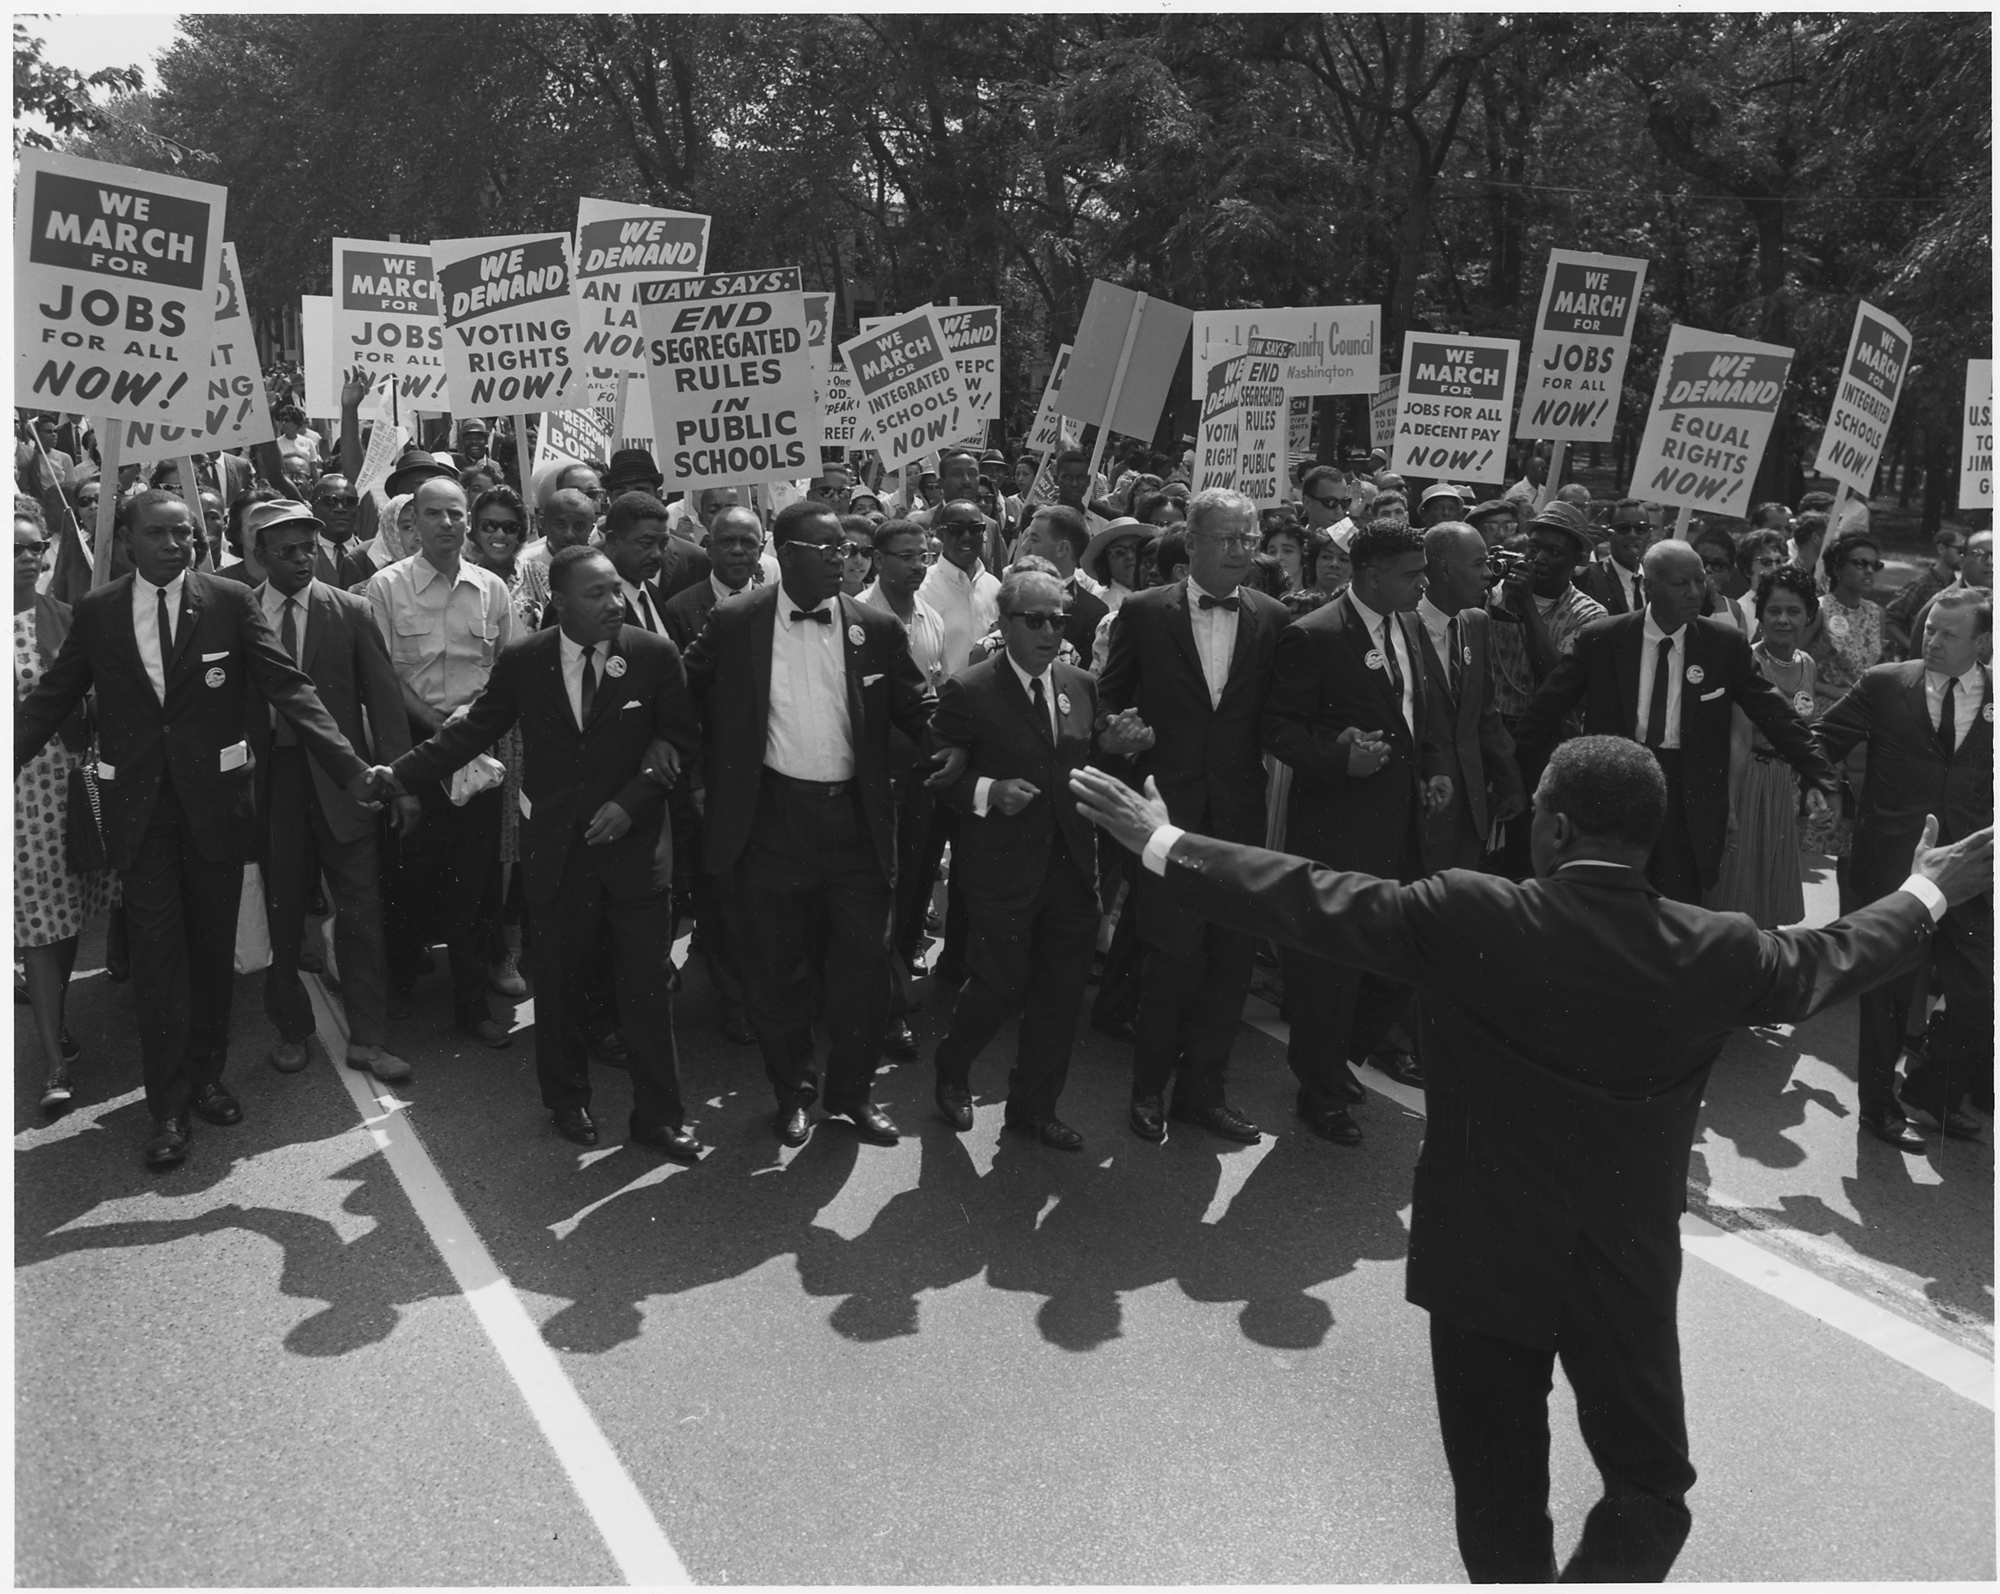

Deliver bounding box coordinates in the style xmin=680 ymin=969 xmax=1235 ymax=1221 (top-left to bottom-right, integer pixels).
xmin=1389 ymin=333 xmax=1519 ymax=482
xmin=635 ymin=266 xmax=816 ymax=490
xmin=1628 ymin=325 xmax=1794 ymax=518
xmin=431 ymin=232 xmax=579 ymax=413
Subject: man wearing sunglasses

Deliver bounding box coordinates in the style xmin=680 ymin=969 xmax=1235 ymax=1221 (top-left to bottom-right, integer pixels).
xmin=1299 ymin=465 xmax=1355 ymax=538
xmin=310 ymin=473 xmax=368 ymax=588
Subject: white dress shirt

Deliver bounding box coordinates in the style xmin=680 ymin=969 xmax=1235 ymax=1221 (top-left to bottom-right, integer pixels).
xmin=133 ymin=570 xmax=187 ymax=701
xmin=972 ymin=654 xmax=1060 ymax=817
xmin=558 ymin=629 xmax=602 ymax=730
xmin=1610 ymin=559 xmax=1641 ymax=612
xmin=1925 ymin=666 xmax=1986 ymax=750
xmin=259 ymin=579 xmax=312 ymax=664
xmin=918 ymin=555 xmax=1002 ymax=679
xmin=858 ymin=580 xmax=947 ymax=687
xmin=1635 ymin=611 xmax=1686 ymax=749
xmin=1184 ymin=575 xmax=1241 ymax=709
xmin=1417 ymin=595 xmax=1458 ymax=685
xmin=1345 ymin=587 xmax=1415 ymax=737
xmin=765 ymin=595 xmax=854 ymax=781
xmin=622 ymin=577 xmax=664 ymax=634
xmin=710 ymin=571 xmax=753 ymax=607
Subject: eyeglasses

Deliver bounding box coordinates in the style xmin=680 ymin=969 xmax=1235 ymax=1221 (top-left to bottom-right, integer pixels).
xmin=265 ymin=542 xmax=319 ymax=563
xmin=476 ymin=520 xmax=523 ymax=537
xmin=1307 ymin=492 xmax=1347 ymax=508
xmin=1192 ymin=532 xmax=1257 ymax=552
xmin=838 ymin=542 xmax=872 ymax=560
xmin=1006 ymin=611 xmax=1069 ymax=630
xmin=879 ymin=546 xmax=935 ymax=565
xmin=16 ymin=540 xmax=50 ymax=557
xmin=791 ymin=540 xmax=849 ymax=563
xmin=938 ymin=521 xmax=984 ymax=538
xmin=1750 ymin=554 xmax=1782 ymax=570
xmin=315 ymin=493 xmax=359 ymax=508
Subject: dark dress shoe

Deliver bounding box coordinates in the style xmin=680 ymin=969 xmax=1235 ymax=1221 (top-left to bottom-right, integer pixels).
xmin=587 ymin=1029 xmax=631 ymax=1069
xmin=629 ymin=1118 xmax=703 ymax=1161
xmin=59 ymin=1028 xmax=81 ymax=1064
xmin=459 ymin=1016 xmax=513 ymax=1049
xmin=1129 ymin=1095 xmax=1167 ymax=1142
xmin=1907 ymin=1099 xmax=1984 ymax=1141
xmin=1171 ymin=1101 xmax=1262 ymax=1143
xmin=1859 ymin=1107 xmax=1926 ymax=1153
xmin=553 ymin=1107 xmax=599 ymax=1148
xmin=936 ymin=1085 xmax=974 ymax=1132
xmin=144 ymin=1114 xmax=191 ymax=1169
xmin=837 ymin=1102 xmax=901 ymax=1145
xmin=1005 ymin=1115 xmax=1083 ymax=1151
xmin=1298 ymin=1100 xmax=1364 ymax=1146
xmin=881 ymin=1018 xmax=919 ymax=1060
xmin=776 ymin=1106 xmax=812 ymax=1147
xmin=189 ymin=1083 xmax=243 ymax=1126
xmin=1091 ymin=1015 xmax=1138 ymax=1044
xmin=1370 ymin=1049 xmax=1424 ymax=1088
xmin=1337 ymin=1064 xmax=1367 ymax=1102
xmin=720 ymin=1016 xmax=755 ymax=1046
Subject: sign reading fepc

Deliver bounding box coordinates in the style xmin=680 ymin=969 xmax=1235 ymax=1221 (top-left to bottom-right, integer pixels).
xmin=1516 ymin=249 xmax=1648 ymax=442
xmin=1627 ymin=324 xmax=1794 ymax=518
xmin=636 ymin=266 xmax=814 ymax=489
xmin=333 ymin=237 xmax=447 ymax=406
xmin=431 ymin=232 xmax=578 ymax=412
xmin=571 ymin=197 xmax=710 ymax=381
xmin=17 ymin=149 xmax=225 ymax=427
xmin=1391 ymin=334 xmax=1519 ymax=482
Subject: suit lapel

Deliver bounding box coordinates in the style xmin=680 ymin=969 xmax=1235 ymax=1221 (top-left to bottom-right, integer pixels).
xmin=1339 ymin=596 xmax=1403 ymax=723
xmin=996 ymin=655 xmax=1047 ymax=741
xmin=166 ymin=574 xmax=206 ymax=680
xmin=1417 ymin=616 xmax=1456 ymax=716
xmin=586 ymin=628 xmax=629 ymax=730
xmin=1613 ymin=619 xmax=1644 ymax=737
xmin=544 ymin=626 xmax=575 ymax=732
xmin=301 ymin=581 xmax=332 ymax=676
xmin=1166 ymin=582 xmax=1205 ymax=702
xmin=1674 ymin=622 xmax=1704 ymax=742
xmin=837 ymin=593 xmax=865 ymax=740
xmin=1220 ymin=592 xmax=1262 ymax=701
xmin=752 ymin=586 xmax=777 ymax=730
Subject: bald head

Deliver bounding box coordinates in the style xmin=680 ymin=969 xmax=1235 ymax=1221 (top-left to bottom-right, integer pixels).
xmin=1641 ymin=538 xmax=1703 ymax=582
xmin=709 ymin=504 xmax=761 ymax=541
xmin=1641 ymin=537 xmax=1707 ymax=630
xmin=544 ymin=487 xmax=599 ymax=550
xmin=1423 ymin=520 xmax=1490 ymax=614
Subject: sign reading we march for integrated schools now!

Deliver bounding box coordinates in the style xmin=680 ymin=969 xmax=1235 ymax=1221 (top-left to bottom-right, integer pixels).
xmin=1813 ymin=300 xmax=1912 ymax=498
xmin=16 ymin=149 xmax=226 ymax=427
xmin=333 ymin=237 xmax=447 ymax=405
xmin=431 ymin=232 xmax=578 ymax=412
xmin=570 ymin=197 xmax=710 ymax=381
xmin=1390 ymin=334 xmax=1519 ymax=481
xmin=122 ymin=242 xmax=273 ymax=461
xmin=1628 ymin=324 xmax=1794 ymax=518
xmin=636 ymin=266 xmax=815 ymax=489
xmin=1516 ymin=248 xmax=1648 ymax=442
xmin=838 ymin=307 xmax=972 ymax=471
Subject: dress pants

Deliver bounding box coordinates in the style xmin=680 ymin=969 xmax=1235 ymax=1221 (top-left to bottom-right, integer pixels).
xmin=261 ymin=745 xmax=388 ymax=1049
xmin=729 ymin=771 xmax=894 ymax=1113
xmin=1090 ymin=851 xmax=1143 ymax=1031
xmin=902 ymin=790 xmax=969 ymax=973
xmin=1644 ymin=750 xmax=1704 ymax=904
xmin=1428 ymin=1246 xmax=1696 ymax=1582
xmin=386 ymin=778 xmax=501 ymax=1026
xmin=889 ymin=760 xmax=934 ymax=966
xmin=934 ymin=845 xmax=1099 ymax=1120
xmin=671 ymin=784 xmax=745 ymax=1024
xmin=1283 ymin=946 xmax=1410 ymax=1111
xmin=120 ymin=773 xmax=244 ymax=1118
xmin=1133 ymin=902 xmax=1254 ymax=1111
xmin=530 ymin=855 xmax=685 ymax=1125
xmin=1858 ymin=893 xmax=1994 ymax=1116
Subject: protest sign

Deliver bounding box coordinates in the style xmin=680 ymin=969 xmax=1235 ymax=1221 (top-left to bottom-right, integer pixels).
xmin=1056 ymin=281 xmax=1194 ymax=469
xmin=431 ymin=232 xmax=579 ymax=413
xmin=1961 ymin=360 xmax=1993 ymax=511
xmin=935 ymin=304 xmax=1000 ymax=433
xmin=332 ymin=237 xmax=448 ymax=406
xmin=1516 ymin=249 xmax=1649 ymax=442
xmin=542 ymin=406 xmax=610 ymax=471
xmin=816 ymin=367 xmax=860 ymax=450
xmin=1369 ymin=373 xmax=1400 ymax=452
xmin=121 ymin=242 xmax=274 ymax=462
xmin=636 ymin=265 xmax=815 ymax=489
xmin=837 ymin=306 xmax=972 ymax=472
xmin=1813 ymin=300 xmax=1912 ymax=498
xmin=1237 ymin=338 xmax=1291 ymax=505
xmin=352 ymin=419 xmax=408 ymax=500
xmin=16 ymin=149 xmax=226 ymax=427
xmin=1191 ymin=305 xmax=1379 ymax=400
xmin=1024 ymin=343 xmax=1078 ymax=459
xmin=571 ymin=198 xmax=709 ymax=386
xmin=1628 ymin=324 xmax=1794 ymax=518
xmin=803 ymin=292 xmax=833 ymax=376
xmin=1288 ymin=395 xmax=1313 ymax=463
xmin=1192 ymin=353 xmax=1245 ymax=495
xmin=1390 ymin=334 xmax=1519 ymax=482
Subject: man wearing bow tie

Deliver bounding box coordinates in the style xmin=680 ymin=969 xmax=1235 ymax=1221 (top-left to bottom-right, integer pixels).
xmin=681 ymin=499 xmax=952 ymax=1148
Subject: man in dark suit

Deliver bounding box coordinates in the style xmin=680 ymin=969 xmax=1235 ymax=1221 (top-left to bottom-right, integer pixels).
xmin=369 ymin=545 xmax=704 ymax=1156
xmin=1574 ymin=499 xmax=1651 ymax=615
xmin=1011 ymin=503 xmax=1107 ymax=660
xmin=659 ymin=505 xmax=763 ymax=652
xmin=1097 ymin=485 xmax=1289 ymax=1144
xmin=244 ymin=501 xmax=420 ymax=1084
xmin=1516 ymin=539 xmax=1836 ymax=902
xmin=681 ymin=498 xmax=947 ymax=1147
xmin=1418 ymin=521 xmax=1527 ymax=872
xmin=927 ymin=568 xmax=1145 ymax=1148
xmin=1070 ymin=739 xmax=1992 ymax=1583
xmin=1261 ymin=521 xmax=1454 ymax=1145
xmin=15 ymin=490 xmax=374 ymax=1168
xmin=1816 ymin=589 xmax=1994 ymax=1149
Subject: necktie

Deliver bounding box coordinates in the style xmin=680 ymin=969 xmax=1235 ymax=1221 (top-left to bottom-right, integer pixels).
xmin=578 ymin=644 xmax=598 ymax=727
xmin=632 ymin=588 xmax=657 ymax=633
xmin=1030 ymin=674 xmax=1055 ymax=748
xmin=154 ymin=583 xmax=174 ymax=680
xmin=1445 ymin=616 xmax=1462 ymax=700
xmin=1644 ymin=636 xmax=1673 ymax=746
xmin=1379 ymin=617 xmax=1406 ymax=710
xmin=276 ymin=597 xmax=300 ymax=745
xmin=1197 ymin=593 xmax=1240 ymax=612
xmin=1937 ymin=676 xmax=1958 ymax=758
xmin=1632 ymin=570 xmax=1645 ymax=609
xmin=791 ymin=607 xmax=832 ymax=625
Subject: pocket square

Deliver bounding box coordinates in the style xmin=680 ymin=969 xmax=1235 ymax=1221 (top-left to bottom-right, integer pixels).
xmin=1699 ymin=687 xmax=1725 ymax=702
xmin=862 ymin=672 xmax=883 ymax=686
xmin=622 ymin=700 xmax=643 ymax=711
xmin=202 ymin=651 xmax=228 ymax=662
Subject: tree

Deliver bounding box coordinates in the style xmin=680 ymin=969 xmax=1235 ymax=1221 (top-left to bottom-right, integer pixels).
xmin=13 ymin=20 xmax=143 ymax=154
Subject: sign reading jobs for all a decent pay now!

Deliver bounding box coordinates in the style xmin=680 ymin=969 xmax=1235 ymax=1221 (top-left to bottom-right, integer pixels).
xmin=636 ymin=266 xmax=815 ymax=490
xmin=1628 ymin=324 xmax=1794 ymax=518
xmin=333 ymin=237 xmax=448 ymax=406
xmin=839 ymin=307 xmax=974 ymax=472
xmin=1516 ymin=249 xmax=1649 ymax=442
xmin=1390 ymin=334 xmax=1520 ymax=481
xmin=17 ymin=148 xmax=227 ymax=428
xmin=570 ymin=196 xmax=711 ymax=383
xmin=122 ymin=240 xmax=274 ymax=462
xmin=1813 ymin=300 xmax=1913 ymax=499
xmin=431 ymin=232 xmax=579 ymax=413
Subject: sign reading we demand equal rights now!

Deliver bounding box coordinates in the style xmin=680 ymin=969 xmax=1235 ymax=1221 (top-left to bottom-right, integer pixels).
xmin=1628 ymin=325 xmax=1794 ymax=518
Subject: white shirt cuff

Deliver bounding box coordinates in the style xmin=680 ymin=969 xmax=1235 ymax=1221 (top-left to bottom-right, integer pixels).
xmin=1141 ymin=824 xmax=1186 ymax=876
xmin=972 ymin=776 xmax=992 ymax=817
xmin=1898 ymin=873 xmax=1948 ymax=923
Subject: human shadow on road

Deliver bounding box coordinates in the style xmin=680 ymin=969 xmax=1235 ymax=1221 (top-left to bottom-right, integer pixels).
xmin=1697 ymin=1023 xmax=1848 ymax=1173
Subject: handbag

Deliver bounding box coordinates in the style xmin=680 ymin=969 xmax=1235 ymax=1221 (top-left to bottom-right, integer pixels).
xmin=64 ymin=748 xmax=109 ymax=874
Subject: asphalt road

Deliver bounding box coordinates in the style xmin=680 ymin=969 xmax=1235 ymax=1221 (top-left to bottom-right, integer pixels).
xmin=14 ymin=856 xmax=1994 ymax=1585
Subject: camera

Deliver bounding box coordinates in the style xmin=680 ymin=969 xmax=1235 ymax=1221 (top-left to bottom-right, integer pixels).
xmin=1488 ymin=548 xmax=1529 ymax=579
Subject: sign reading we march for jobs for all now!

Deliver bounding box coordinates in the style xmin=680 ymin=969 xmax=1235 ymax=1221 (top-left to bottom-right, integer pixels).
xmin=1516 ymin=249 xmax=1648 ymax=443
xmin=333 ymin=237 xmax=447 ymax=406
xmin=431 ymin=232 xmax=579 ymax=412
xmin=1628 ymin=324 xmax=1794 ymax=518
xmin=838 ymin=307 xmax=972 ymax=472
xmin=16 ymin=149 xmax=226 ymax=427
xmin=636 ymin=266 xmax=815 ymax=489
xmin=121 ymin=240 xmax=273 ymax=461
xmin=1390 ymin=334 xmax=1519 ymax=481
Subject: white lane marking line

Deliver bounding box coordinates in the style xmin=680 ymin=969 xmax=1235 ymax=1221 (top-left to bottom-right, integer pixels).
xmin=1683 ymin=1219 xmax=1995 ymax=1411
xmin=14 ymin=1086 xmax=147 ymax=1150
xmin=305 ymin=977 xmax=689 ymax=1585
xmin=1237 ymin=996 xmax=1994 ymax=1405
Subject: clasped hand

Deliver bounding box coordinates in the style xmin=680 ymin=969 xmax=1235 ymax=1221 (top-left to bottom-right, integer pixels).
xmin=1095 ymin=708 xmax=1155 ymax=757
xmin=347 ymin=766 xmax=421 ymax=836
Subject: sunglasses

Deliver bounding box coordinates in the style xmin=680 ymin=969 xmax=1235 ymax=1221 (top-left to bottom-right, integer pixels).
xmin=477 ymin=520 xmax=523 ymax=537
xmin=1307 ymin=492 xmax=1347 ymax=508
xmin=1007 ymin=611 xmax=1069 ymax=630
xmin=315 ymin=493 xmax=359 ymax=508
xmin=16 ymin=540 xmax=50 ymax=557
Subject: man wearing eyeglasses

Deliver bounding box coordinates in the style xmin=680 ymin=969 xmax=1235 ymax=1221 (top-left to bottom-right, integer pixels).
xmin=1097 ymin=486 xmax=1291 ymax=1144
xmin=310 ymin=472 xmax=367 ymax=587
xmin=1884 ymin=528 xmax=1968 ymax=660
xmin=1299 ymin=465 xmax=1354 ymax=539
xmin=1575 ymin=501 xmax=1653 ymax=617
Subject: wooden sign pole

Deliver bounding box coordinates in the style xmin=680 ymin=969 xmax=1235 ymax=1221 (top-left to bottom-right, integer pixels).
xmin=90 ymin=419 xmax=122 ymax=588
xmin=1085 ymin=293 xmax=1148 ymax=494
xmin=1543 ymin=439 xmax=1568 ymax=508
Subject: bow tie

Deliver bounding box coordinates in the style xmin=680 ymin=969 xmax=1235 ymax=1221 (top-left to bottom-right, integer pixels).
xmin=1197 ymin=593 xmax=1240 ymax=612
xmin=790 ymin=607 xmax=833 ymax=625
